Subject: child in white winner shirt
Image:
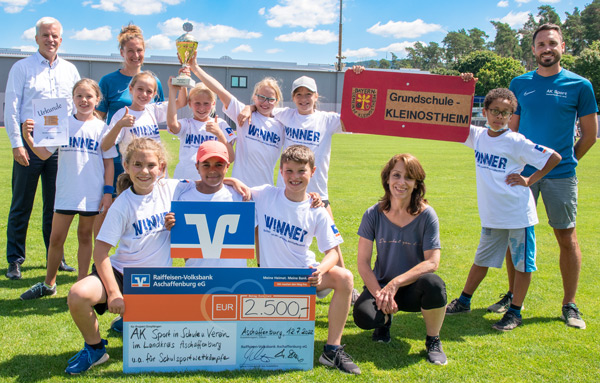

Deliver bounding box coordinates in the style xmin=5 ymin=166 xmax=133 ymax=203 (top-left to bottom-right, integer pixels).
xmin=445 ymin=87 xmax=561 ymax=332
xmin=170 ymin=140 xmax=249 ymax=268
xmin=251 ymin=145 xmax=360 ymax=375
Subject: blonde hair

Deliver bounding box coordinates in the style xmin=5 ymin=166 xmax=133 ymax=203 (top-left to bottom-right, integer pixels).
xmin=129 ymin=71 xmax=158 ymax=94
xmin=252 ymin=77 xmax=283 ymax=107
xmin=117 ymin=138 xmax=168 ymax=195
xmin=72 ymin=78 xmax=102 ymax=118
xmin=189 ymin=83 xmax=217 ymax=116
xmin=118 ymin=23 xmax=144 ymax=51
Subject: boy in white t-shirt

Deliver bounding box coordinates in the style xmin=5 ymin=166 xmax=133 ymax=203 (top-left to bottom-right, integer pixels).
xmin=445 ymin=87 xmax=561 ymax=331
xmin=169 ymin=140 xmax=247 ymax=268
xmin=251 ymin=145 xmax=360 ymax=375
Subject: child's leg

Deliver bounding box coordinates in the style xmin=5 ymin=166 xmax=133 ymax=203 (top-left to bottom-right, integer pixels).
xmin=67 ymin=275 xmax=108 ymax=345
xmin=512 ymin=270 xmax=532 ymax=307
xmin=45 ymin=213 xmax=75 ymax=286
xmin=317 ymin=265 xmax=353 ymax=345
xmin=463 ymin=264 xmax=489 ymax=295
xmin=93 ymin=212 xmax=106 ymax=238
xmin=505 ymin=249 xmax=516 ymax=293
xmin=76 ymin=216 xmax=96 ymax=281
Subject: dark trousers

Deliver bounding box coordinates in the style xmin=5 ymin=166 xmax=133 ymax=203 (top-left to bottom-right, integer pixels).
xmin=6 ymin=145 xmax=57 ymax=264
xmin=353 ymin=273 xmax=447 ymax=330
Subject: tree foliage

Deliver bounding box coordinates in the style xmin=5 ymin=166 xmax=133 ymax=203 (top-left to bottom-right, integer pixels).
xmin=563 ymin=7 xmax=586 ymax=56
xmin=490 ymin=21 xmax=521 ymax=58
xmin=572 ymin=41 xmax=600 ymax=108
xmin=477 ymin=56 xmax=526 ymax=96
xmin=581 ymin=0 xmax=600 ymax=44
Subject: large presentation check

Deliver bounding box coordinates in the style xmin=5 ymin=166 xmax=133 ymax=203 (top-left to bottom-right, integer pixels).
xmin=123 ymin=267 xmax=316 ymax=373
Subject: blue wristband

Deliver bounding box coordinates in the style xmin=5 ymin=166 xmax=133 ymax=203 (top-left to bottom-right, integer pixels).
xmin=103 ymin=185 xmax=115 ymax=195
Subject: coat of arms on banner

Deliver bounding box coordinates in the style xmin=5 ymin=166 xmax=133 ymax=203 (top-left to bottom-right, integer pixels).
xmin=351 ymin=88 xmax=377 ymax=118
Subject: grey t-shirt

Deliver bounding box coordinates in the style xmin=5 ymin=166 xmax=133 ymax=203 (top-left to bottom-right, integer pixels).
xmin=357 ymin=203 xmax=441 ymax=285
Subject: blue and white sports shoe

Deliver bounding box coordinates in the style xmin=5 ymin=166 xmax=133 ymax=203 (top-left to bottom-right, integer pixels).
xmin=110 ymin=316 xmax=123 ymax=333
xmin=65 ymin=339 xmax=109 ymax=375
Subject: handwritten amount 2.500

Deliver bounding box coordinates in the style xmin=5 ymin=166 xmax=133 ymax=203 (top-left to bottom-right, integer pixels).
xmin=241 ymin=296 xmax=310 ymax=319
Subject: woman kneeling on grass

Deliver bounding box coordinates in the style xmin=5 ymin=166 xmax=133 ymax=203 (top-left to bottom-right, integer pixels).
xmin=353 ymin=153 xmax=448 ymax=365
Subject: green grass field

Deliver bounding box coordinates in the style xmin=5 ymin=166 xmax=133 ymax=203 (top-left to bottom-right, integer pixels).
xmin=0 ymin=130 xmax=598 ymax=382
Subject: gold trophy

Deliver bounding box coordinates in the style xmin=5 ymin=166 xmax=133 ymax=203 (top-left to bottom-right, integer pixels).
xmin=173 ymin=22 xmax=198 ymax=87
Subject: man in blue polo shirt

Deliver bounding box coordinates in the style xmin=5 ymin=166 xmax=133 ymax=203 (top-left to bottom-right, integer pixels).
xmin=492 ymin=23 xmax=598 ymax=329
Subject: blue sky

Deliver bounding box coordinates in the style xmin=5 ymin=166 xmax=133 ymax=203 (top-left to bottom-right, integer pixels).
xmin=0 ymin=0 xmax=591 ymax=65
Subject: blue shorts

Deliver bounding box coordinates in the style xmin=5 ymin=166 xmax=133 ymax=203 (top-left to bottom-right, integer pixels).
xmin=474 ymin=227 xmax=537 ymax=273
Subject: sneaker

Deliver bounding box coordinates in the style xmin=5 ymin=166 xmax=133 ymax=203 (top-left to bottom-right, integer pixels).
xmin=445 ymin=298 xmax=470 ymax=315
xmin=561 ymin=303 xmax=586 ymax=329
xmin=372 ymin=315 xmax=392 ymax=343
xmin=487 ymin=293 xmax=512 ymax=313
xmin=319 ymin=345 xmax=361 ymax=375
xmin=425 ymin=336 xmax=447 ymax=365
xmin=110 ymin=316 xmax=123 ymax=333
xmin=350 ymin=288 xmax=360 ymax=306
xmin=65 ymin=339 xmax=109 ymax=375
xmin=20 ymin=282 xmax=57 ymax=300
xmin=58 ymin=259 xmax=76 ymax=272
xmin=6 ymin=262 xmax=21 ymax=280
xmin=492 ymin=311 xmax=522 ymax=331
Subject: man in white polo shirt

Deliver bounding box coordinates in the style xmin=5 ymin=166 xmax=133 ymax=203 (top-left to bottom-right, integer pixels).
xmin=4 ymin=17 xmax=80 ymax=280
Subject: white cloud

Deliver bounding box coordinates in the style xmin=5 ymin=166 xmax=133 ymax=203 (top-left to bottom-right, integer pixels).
xmin=515 ymin=0 xmax=531 ymax=3
xmin=85 ymin=0 xmax=183 ymax=15
xmin=72 ymin=26 xmax=112 ymax=41
xmin=275 ymin=29 xmax=336 ymax=44
xmin=232 ymin=44 xmax=252 ymax=53
xmin=266 ymin=48 xmax=283 ymax=54
xmin=21 ymin=26 xmax=35 ymax=40
xmin=343 ymin=41 xmax=420 ymax=59
xmin=380 ymin=41 xmax=418 ymax=56
xmin=497 ymin=0 xmax=509 ymax=7
xmin=2 ymin=0 xmax=31 ymax=13
xmin=495 ymin=11 xmax=530 ymax=27
xmin=158 ymin=17 xmax=261 ymax=43
xmin=145 ymin=34 xmax=172 ymax=50
xmin=12 ymin=45 xmax=37 ymax=52
xmin=258 ymin=7 xmax=265 ymax=15
xmin=367 ymin=19 xmax=443 ymax=39
xmin=264 ymin=0 xmax=337 ymax=28
xmin=342 ymin=47 xmax=378 ymax=59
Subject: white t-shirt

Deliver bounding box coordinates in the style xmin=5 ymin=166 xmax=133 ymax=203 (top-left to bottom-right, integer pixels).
xmin=169 ymin=117 xmax=236 ymax=180
xmin=97 ymin=178 xmax=189 ymax=273
xmin=251 ymin=185 xmax=343 ymax=268
xmin=47 ymin=116 xmax=117 ymax=211
xmin=464 ymin=125 xmax=554 ymax=228
xmin=175 ymin=182 xmax=247 ymax=268
xmin=223 ymin=98 xmax=284 ymax=187
xmin=110 ymin=102 xmax=168 ymax=156
xmin=273 ymin=108 xmax=342 ymax=200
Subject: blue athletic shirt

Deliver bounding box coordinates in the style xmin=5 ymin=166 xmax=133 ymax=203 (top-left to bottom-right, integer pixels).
xmin=510 ymin=69 xmax=597 ymax=178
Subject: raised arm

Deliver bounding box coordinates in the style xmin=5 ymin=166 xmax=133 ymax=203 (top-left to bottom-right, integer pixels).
xmin=167 ymin=78 xmax=183 ymax=134
xmin=189 ymin=52 xmax=233 ymax=109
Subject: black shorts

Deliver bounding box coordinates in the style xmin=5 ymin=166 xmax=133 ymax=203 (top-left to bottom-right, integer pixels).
xmin=323 ymin=200 xmax=330 ymax=208
xmin=90 ymin=264 xmax=124 ymax=315
xmin=55 ymin=209 xmax=99 ymax=217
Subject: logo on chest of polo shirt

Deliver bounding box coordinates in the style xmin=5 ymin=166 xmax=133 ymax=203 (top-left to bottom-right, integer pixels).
xmin=546 ymin=89 xmax=567 ymax=98
xmin=170 ymin=201 xmax=255 ymax=260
